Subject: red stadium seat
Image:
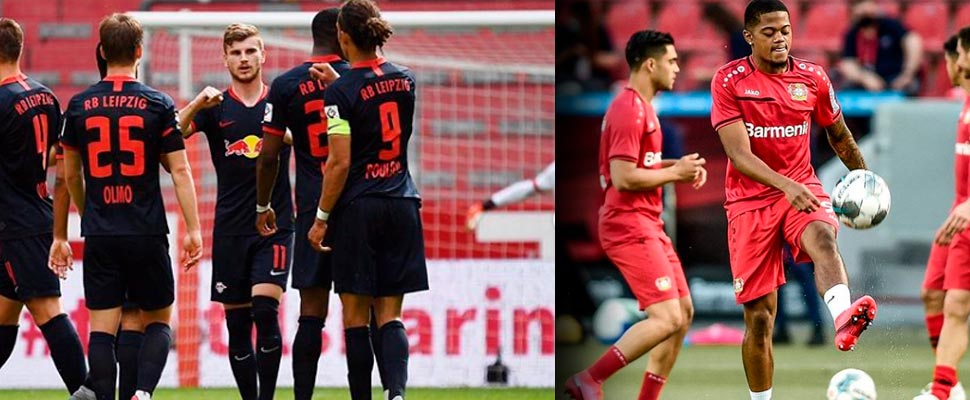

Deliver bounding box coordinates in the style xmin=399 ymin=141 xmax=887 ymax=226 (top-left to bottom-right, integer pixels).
xmin=903 ymin=1 xmax=948 ymax=52
xmin=800 ymin=2 xmax=849 ymax=52
xmin=655 ymin=2 xmax=725 ymax=52
xmin=683 ymin=50 xmax=729 ymax=91
xmin=604 ymin=1 xmax=650 ymax=51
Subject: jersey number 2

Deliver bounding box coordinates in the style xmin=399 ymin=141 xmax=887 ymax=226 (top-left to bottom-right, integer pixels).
xmin=379 ymin=102 xmax=401 ymax=161
xmin=305 ymin=99 xmax=329 ymax=158
xmin=86 ymin=116 xmax=145 ymax=178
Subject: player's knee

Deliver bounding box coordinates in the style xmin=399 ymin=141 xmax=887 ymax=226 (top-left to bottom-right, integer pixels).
xmin=680 ymin=304 xmax=695 ymax=331
xmin=744 ymin=308 xmax=774 ymax=335
xmin=922 ymin=289 xmax=945 ymax=311
xmin=24 ymin=297 xmax=62 ymax=325
xmin=805 ymin=224 xmax=838 ymax=254
xmin=943 ymin=292 xmax=970 ymax=319
xmin=298 ymin=290 xmax=329 ymax=319
xmin=252 ymin=296 xmax=280 ymax=329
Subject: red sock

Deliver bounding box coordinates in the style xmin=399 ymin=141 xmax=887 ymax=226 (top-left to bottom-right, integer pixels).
xmin=932 ymin=365 xmax=958 ymax=400
xmin=638 ymin=372 xmax=667 ymax=400
xmin=586 ymin=345 xmax=628 ymax=383
xmin=927 ymin=313 xmax=944 ymax=353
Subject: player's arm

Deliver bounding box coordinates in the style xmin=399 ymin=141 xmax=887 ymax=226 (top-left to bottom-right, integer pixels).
xmin=255 ymin=131 xmax=284 ymax=236
xmin=308 ymin=102 xmax=351 ymax=252
xmin=610 ymin=155 xmax=704 ymax=191
xmin=62 ymin=147 xmax=85 ymax=214
xmin=717 ymin=121 xmax=820 ymax=211
xmin=822 ymin=114 xmax=867 ymax=171
xmin=162 ymin=149 xmax=203 ymax=269
xmin=177 ymin=86 xmax=222 ymax=137
xmin=892 ymin=32 xmax=922 ymax=90
xmin=49 ymin=153 xmax=73 ymax=278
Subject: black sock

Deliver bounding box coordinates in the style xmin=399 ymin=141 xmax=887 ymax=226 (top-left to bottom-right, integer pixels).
xmin=136 ymin=322 xmax=171 ymax=395
xmin=293 ymin=316 xmax=325 ymax=400
xmin=482 ymin=199 xmax=497 ymax=210
xmin=0 ymin=325 xmax=17 ymax=369
xmin=226 ymin=307 xmax=257 ymax=400
xmin=88 ymin=331 xmax=117 ymax=400
xmin=39 ymin=314 xmax=87 ymax=394
xmin=379 ymin=321 xmax=409 ymax=399
xmin=253 ymin=296 xmax=282 ymax=400
xmin=117 ymin=329 xmax=143 ymax=400
xmin=370 ymin=312 xmax=387 ymax=391
xmin=345 ymin=326 xmax=373 ymax=400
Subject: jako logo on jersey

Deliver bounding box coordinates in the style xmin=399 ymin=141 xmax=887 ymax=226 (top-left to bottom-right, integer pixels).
xmin=788 ymin=83 xmax=808 ymax=101
xmin=744 ymin=89 xmax=760 ymax=96
xmin=225 ymin=135 xmax=263 ymax=159
xmin=956 ymin=142 xmax=970 ymax=156
xmin=643 ymin=151 xmax=662 ymax=167
xmin=745 ymin=121 xmax=809 ymax=139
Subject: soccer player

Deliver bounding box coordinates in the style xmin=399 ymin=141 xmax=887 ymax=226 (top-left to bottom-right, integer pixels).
xmin=916 ymin=34 xmax=969 ymax=400
xmin=465 ymin=161 xmax=555 ymax=231
xmin=305 ymin=1 xmax=427 ymax=399
xmin=915 ymin=25 xmax=970 ymax=400
xmin=563 ymin=30 xmax=706 ymax=400
xmin=54 ymin=13 xmax=203 ymax=400
xmin=178 ymin=23 xmax=290 ymax=400
xmin=711 ymin=1 xmax=878 ymax=399
xmin=0 ymin=17 xmax=90 ymax=398
xmin=255 ymin=8 xmax=354 ymax=400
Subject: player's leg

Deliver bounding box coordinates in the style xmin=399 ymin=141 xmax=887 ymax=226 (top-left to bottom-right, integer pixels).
xmin=117 ymin=305 xmax=144 ymax=400
xmin=293 ymin=287 xmax=328 ymax=400
xmin=83 ymin=236 xmax=128 ymax=400
xmin=212 ymin=235 xmax=257 ymax=400
xmin=251 ymin=232 xmax=291 ymax=400
xmin=742 ymin=292 xmax=777 ymax=398
xmin=291 ymin=212 xmax=331 ymax=400
xmin=0 ymin=294 xmax=22 ymax=369
xmin=0 ymin=256 xmax=23 ymax=370
xmin=641 ymin=295 xmax=693 ymax=400
xmin=787 ymin=191 xmax=876 ymax=351
xmin=923 ymin=242 xmax=949 ymax=353
xmin=932 ymin=289 xmax=970 ymax=399
xmin=11 ymin=234 xmax=87 ymax=394
xmin=373 ymin=295 xmax=407 ymax=400
xmin=128 ymin=236 xmax=176 ymax=399
xmin=340 ymin=292 xmax=376 ymax=400
xmin=89 ymin=308 xmax=123 ymax=399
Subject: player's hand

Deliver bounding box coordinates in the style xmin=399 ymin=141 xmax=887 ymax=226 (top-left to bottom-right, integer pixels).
xmin=193 ymin=86 xmax=223 ymax=109
xmin=48 ymin=239 xmax=73 ymax=280
xmin=307 ymin=219 xmax=332 ymax=253
xmin=309 ymin=63 xmax=340 ymax=84
xmin=692 ymin=165 xmax=708 ymax=189
xmin=256 ymin=208 xmax=278 ymax=237
xmin=936 ymin=201 xmax=970 ymax=245
xmin=181 ymin=230 xmax=203 ymax=271
xmin=671 ymin=153 xmax=706 ymax=183
xmin=781 ymin=180 xmax=821 ymax=213
xmin=890 ymin=72 xmax=915 ymax=91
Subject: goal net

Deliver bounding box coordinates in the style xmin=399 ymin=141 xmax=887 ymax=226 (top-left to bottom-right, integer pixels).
xmin=131 ymin=10 xmax=555 ymax=388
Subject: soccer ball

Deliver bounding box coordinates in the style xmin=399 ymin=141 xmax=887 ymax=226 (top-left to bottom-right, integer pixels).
xmin=831 ymin=170 xmax=891 ymax=230
xmin=827 ymin=368 xmax=877 ymax=400
xmin=591 ymin=298 xmax=644 ymax=344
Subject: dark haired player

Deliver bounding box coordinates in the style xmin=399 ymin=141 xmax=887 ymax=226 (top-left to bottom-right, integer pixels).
xmin=711 ymin=1 xmax=878 ymax=399
xmin=563 ymin=30 xmax=706 ymax=400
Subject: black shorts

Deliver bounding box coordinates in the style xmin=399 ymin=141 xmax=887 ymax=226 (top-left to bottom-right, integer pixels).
xmin=291 ymin=212 xmax=332 ymax=290
xmin=211 ymin=231 xmax=292 ymax=304
xmin=0 ymin=233 xmax=60 ymax=301
xmin=83 ymin=235 xmax=174 ymax=311
xmin=330 ymin=197 xmax=428 ymax=297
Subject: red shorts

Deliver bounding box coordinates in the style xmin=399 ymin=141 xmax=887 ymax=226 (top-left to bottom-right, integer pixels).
xmin=603 ymin=233 xmax=689 ymax=310
xmin=925 ymin=231 xmax=970 ymax=291
xmin=728 ymin=188 xmax=839 ymax=304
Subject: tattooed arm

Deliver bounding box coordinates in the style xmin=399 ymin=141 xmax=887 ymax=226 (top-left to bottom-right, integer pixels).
xmin=824 ymin=114 xmax=867 ymax=171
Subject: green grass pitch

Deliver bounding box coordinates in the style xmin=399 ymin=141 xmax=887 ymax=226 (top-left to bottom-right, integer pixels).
xmin=557 ymin=324 xmax=970 ymax=399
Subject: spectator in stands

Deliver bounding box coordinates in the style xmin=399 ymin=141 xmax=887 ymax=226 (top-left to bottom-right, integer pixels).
xmin=703 ymin=2 xmax=749 ymax=61
xmin=556 ymin=0 xmax=622 ymax=95
xmin=838 ymin=0 xmax=923 ymax=95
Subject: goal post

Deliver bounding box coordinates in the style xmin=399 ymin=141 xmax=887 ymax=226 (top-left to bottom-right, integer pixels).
xmin=130 ymin=9 xmax=554 ymax=388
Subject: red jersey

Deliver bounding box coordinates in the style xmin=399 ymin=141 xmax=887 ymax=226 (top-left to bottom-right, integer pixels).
xmin=710 ymin=56 xmax=842 ymax=218
xmin=954 ymin=96 xmax=970 ymax=207
xmin=598 ymin=87 xmax=664 ymax=248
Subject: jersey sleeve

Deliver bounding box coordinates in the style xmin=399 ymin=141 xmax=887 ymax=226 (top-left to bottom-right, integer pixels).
xmin=812 ymin=67 xmax=842 ymax=128
xmin=190 ymin=103 xmax=214 ymax=137
xmin=59 ymin=102 xmax=80 ymax=151
xmin=604 ymin=98 xmax=647 ymax=163
xmin=711 ymin=70 xmax=743 ymax=131
xmin=262 ymin=77 xmax=287 ymax=137
xmin=323 ymin=84 xmax=351 ymax=137
xmin=159 ymin=95 xmax=186 ymax=154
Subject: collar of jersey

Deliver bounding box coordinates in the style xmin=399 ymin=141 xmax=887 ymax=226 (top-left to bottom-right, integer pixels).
xmin=351 ymin=56 xmax=387 ymax=70
xmin=227 ymin=83 xmax=269 ymax=107
xmin=0 ymin=73 xmax=26 ymax=86
xmin=307 ymin=54 xmax=342 ymax=64
xmin=746 ymin=56 xmax=794 ymax=75
xmin=103 ymin=75 xmax=136 ymax=82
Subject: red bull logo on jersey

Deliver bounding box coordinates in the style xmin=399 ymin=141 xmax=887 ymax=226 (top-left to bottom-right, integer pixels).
xmin=745 ymin=121 xmax=809 ymax=139
xmin=224 ymin=135 xmax=263 ymax=159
